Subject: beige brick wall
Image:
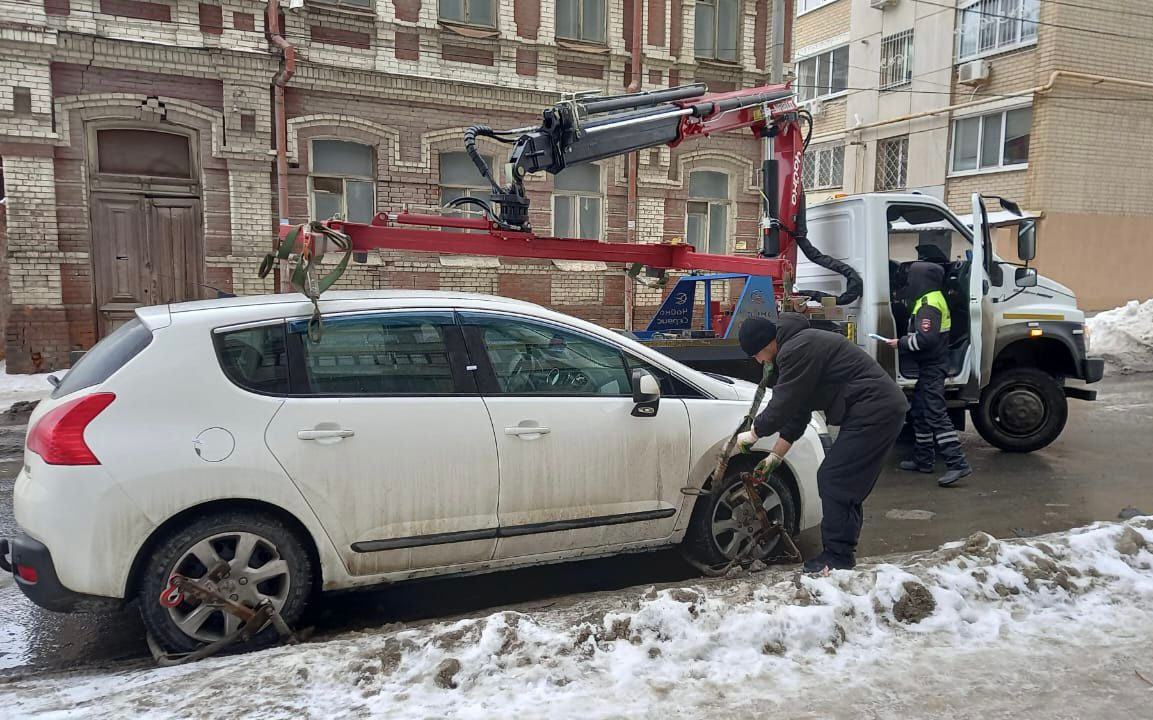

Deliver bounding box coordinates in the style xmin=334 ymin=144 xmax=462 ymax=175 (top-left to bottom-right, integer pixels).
xmin=950 ymin=48 xmax=1040 ymax=100
xmin=812 ymin=96 xmax=847 ymax=137
xmin=794 ymin=0 xmax=851 ymax=51
xmin=946 ymin=170 xmax=1027 ymax=215
xmin=2 ymin=155 xmax=63 ymax=306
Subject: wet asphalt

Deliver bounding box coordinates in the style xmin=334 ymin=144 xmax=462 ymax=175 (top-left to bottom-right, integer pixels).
xmin=2 ymin=375 xmax=1151 ymax=675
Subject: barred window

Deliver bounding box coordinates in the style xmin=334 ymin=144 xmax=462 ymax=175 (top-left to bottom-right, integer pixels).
xmin=803 ymin=145 xmax=845 ymax=190
xmin=876 ymin=136 xmax=909 ymax=191
xmin=880 ymin=30 xmax=913 ymax=90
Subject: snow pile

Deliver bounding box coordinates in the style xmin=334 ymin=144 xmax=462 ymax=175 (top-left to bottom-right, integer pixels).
xmin=1087 ymin=299 xmax=1153 ymax=374
xmin=3 ymin=520 xmax=1153 ymax=719
xmin=0 ymin=362 xmax=62 ymax=414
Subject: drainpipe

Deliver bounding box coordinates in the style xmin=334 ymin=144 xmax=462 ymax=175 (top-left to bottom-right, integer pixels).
xmin=851 ymin=71 xmax=1153 ymax=133
xmin=623 ymin=0 xmax=643 ymax=331
xmin=267 ymin=0 xmax=296 ymax=293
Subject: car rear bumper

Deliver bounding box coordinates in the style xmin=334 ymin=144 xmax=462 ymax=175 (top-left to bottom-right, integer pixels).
xmin=1 ymin=535 xmax=121 ymax=613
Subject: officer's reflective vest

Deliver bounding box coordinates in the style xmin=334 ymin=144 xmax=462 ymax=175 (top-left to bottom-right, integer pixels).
xmin=912 ymin=290 xmax=951 ymax=332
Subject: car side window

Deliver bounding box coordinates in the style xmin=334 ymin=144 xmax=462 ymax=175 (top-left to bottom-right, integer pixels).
xmin=215 ymin=323 xmax=291 ymax=395
xmin=289 ymin=313 xmax=457 ymax=395
xmin=469 ymin=316 xmax=631 ymax=396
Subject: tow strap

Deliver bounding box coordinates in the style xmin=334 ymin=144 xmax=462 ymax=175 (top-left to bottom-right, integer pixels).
xmin=258 ymin=222 xmax=354 ymax=342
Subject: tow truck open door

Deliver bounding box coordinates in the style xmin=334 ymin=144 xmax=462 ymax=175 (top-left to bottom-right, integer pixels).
xmin=968 ymin=193 xmax=988 ymax=390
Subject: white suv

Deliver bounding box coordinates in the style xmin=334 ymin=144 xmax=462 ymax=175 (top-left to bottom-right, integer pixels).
xmin=2 ymin=291 xmax=825 ymax=652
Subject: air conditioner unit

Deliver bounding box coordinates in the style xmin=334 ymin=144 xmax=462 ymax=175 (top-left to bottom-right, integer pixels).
xmin=958 ymin=59 xmax=990 ymax=86
xmin=870 ymin=0 xmax=899 ymax=9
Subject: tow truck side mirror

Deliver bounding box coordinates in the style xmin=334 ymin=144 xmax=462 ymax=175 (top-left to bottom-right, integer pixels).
xmin=631 ymin=369 xmax=661 ymax=417
xmin=1017 ymin=219 xmax=1037 ymax=262
xmin=1015 ymin=267 xmax=1038 ymax=288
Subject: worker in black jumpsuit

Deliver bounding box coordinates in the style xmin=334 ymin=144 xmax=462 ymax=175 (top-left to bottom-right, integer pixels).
xmin=891 ymin=261 xmax=973 ymax=487
xmin=734 ymin=313 xmax=908 ymax=573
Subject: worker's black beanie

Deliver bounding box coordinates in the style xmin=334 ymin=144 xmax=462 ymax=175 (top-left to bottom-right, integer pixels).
xmin=739 ymin=317 xmax=778 ymax=356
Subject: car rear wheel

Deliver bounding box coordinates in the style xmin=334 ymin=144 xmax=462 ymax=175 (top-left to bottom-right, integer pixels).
xmin=138 ymin=511 xmax=314 ymax=654
xmin=682 ymin=462 xmax=799 ymax=569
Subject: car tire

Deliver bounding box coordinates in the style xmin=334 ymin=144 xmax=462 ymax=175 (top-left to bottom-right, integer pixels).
xmin=138 ymin=511 xmax=314 ymax=654
xmin=971 ymin=367 xmax=1068 ymax=453
xmin=682 ymin=460 xmax=800 ymax=569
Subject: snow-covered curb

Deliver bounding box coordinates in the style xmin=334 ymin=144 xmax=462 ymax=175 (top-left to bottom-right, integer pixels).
xmin=1087 ymin=299 xmax=1153 ymax=374
xmin=3 ymin=519 xmax=1152 ymax=718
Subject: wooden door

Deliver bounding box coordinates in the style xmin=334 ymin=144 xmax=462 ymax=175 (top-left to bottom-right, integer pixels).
xmin=90 ymin=193 xmax=203 ymax=336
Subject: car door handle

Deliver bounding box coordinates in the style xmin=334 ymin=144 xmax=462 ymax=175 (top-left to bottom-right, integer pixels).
xmin=298 ymin=429 xmax=355 ymax=440
xmin=504 ymin=426 xmax=551 ymax=437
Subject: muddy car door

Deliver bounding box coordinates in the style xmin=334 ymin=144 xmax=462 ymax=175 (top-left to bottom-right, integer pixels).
xmin=460 ymin=311 xmax=691 ymax=559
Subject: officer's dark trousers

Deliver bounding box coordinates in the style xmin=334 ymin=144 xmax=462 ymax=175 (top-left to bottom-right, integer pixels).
xmin=818 ymin=406 xmax=906 ymax=561
xmin=911 ymin=363 xmax=969 ymax=470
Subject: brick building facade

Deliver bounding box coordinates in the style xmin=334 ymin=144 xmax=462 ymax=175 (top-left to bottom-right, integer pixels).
xmin=0 ymin=0 xmax=788 ymax=373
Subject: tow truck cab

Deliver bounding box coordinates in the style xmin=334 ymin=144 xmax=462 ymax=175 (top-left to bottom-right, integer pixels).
xmin=797 ymin=191 xmax=1104 ymax=453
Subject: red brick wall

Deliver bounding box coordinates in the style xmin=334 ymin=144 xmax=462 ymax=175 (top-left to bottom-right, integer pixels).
xmin=514 ymin=0 xmax=540 ymax=40
xmin=51 ymin=63 xmax=225 ymax=111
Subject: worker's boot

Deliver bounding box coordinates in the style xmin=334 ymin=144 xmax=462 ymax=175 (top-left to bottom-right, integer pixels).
xmin=937 ymin=465 xmax=971 ymax=488
xmin=938 ymin=442 xmax=971 ymax=488
xmin=898 ymin=459 xmax=934 ymax=474
xmin=802 ymin=550 xmax=855 ymax=574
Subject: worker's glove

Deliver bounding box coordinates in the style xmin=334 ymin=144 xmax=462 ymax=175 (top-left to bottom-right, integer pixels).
xmin=752 ymin=453 xmax=784 ymax=485
xmin=735 ymin=430 xmax=758 ymax=454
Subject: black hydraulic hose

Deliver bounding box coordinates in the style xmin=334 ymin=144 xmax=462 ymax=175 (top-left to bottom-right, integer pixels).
xmin=463 ymin=125 xmax=509 ymax=196
xmin=793 ymin=191 xmax=863 ymax=306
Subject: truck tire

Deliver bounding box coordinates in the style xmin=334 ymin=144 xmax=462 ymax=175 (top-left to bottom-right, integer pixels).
xmin=970 ymin=367 xmax=1068 ymax=453
xmin=138 ymin=511 xmax=315 ymax=654
xmin=682 ymin=462 xmax=799 ymax=569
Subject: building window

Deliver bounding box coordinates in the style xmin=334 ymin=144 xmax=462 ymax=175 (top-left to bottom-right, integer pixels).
xmin=686 ymin=170 xmax=730 ymax=255
xmin=796 ymin=0 xmax=836 ymax=13
xmin=795 ymin=45 xmax=848 ymax=103
xmin=957 ymin=0 xmax=1039 ymax=61
xmin=556 ymin=0 xmax=605 ymax=44
xmin=951 ymin=106 xmax=1031 ymax=174
xmin=880 ymin=30 xmax=913 ymax=90
xmin=439 ymin=0 xmax=494 ymax=27
xmin=553 ymin=164 xmax=602 ymax=239
xmin=694 ymin=0 xmax=739 ymax=62
xmin=440 ymin=151 xmax=497 ymax=230
xmin=310 ymin=139 xmax=376 ymax=224
xmin=803 ymin=144 xmax=845 ymax=190
xmin=876 ymin=136 xmax=909 ymax=191
xmin=314 ymin=0 xmax=372 ymax=9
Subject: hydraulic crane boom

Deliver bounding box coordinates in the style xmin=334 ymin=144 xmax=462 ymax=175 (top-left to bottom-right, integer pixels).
xmin=277 ymin=82 xmax=818 ymax=294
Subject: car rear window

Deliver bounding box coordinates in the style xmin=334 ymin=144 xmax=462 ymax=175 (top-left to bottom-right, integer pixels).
xmin=215 ymin=324 xmax=291 ymax=395
xmin=51 ymin=319 xmax=154 ymax=398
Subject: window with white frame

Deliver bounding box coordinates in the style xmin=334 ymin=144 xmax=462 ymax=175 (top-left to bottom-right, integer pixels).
xmin=440 ymin=151 xmax=497 ymax=231
xmin=310 ymin=139 xmax=375 ymax=223
xmin=556 ymin=0 xmax=606 ymax=44
xmin=803 ymin=144 xmax=845 ymax=190
xmin=439 ymin=0 xmax=494 ymax=27
xmin=796 ymin=0 xmax=836 ymax=14
xmin=880 ymin=30 xmax=913 ymax=90
xmin=686 ymin=170 xmax=730 ymax=255
xmin=795 ymin=45 xmax=848 ymax=103
xmin=951 ymin=106 xmax=1031 ymax=174
xmin=694 ymin=0 xmax=739 ymax=62
xmin=553 ymin=164 xmax=602 ymax=239
xmin=875 ymin=136 xmax=909 ymax=191
xmin=957 ymin=0 xmax=1039 ymax=61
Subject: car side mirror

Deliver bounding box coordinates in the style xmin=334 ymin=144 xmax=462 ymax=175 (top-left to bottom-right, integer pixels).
xmin=1015 ymin=267 xmax=1038 ymax=288
xmin=1017 ymin=219 xmax=1037 ymax=262
xmin=631 ymin=369 xmax=661 ymax=417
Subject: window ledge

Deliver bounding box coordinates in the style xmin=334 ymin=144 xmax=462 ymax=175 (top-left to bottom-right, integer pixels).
xmin=802 ymin=91 xmax=849 ymax=105
xmin=879 ymin=81 xmax=911 ymax=93
xmin=438 ymin=20 xmax=499 ymax=39
xmin=304 ymin=1 xmax=376 ymax=19
xmin=694 ymin=57 xmax=743 ymax=69
xmin=795 ymin=0 xmax=842 ymax=18
xmin=555 ymin=38 xmax=610 ymax=54
xmin=956 ymin=38 xmax=1037 ymax=65
xmin=948 ymin=163 xmax=1028 ymax=179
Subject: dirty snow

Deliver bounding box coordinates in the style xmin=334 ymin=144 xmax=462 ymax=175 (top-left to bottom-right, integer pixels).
xmin=3 ymin=519 xmax=1153 ymax=719
xmin=1087 ymin=299 xmax=1153 ymax=374
xmin=0 ymin=362 xmax=61 ymax=414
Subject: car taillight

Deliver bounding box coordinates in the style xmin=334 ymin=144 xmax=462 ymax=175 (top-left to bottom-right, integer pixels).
xmin=26 ymin=393 xmax=116 ymax=466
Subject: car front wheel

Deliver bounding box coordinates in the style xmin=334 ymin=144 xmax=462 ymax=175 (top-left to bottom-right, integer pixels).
xmin=682 ymin=463 xmax=800 ymax=569
xmin=138 ymin=511 xmax=314 ymax=654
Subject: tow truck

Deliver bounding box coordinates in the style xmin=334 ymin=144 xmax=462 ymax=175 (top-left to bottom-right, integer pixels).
xmin=280 ymin=81 xmax=1104 ymax=453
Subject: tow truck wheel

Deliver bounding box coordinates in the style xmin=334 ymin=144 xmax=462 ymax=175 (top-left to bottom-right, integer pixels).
xmin=971 ymin=367 xmax=1068 ymax=453
xmin=682 ymin=462 xmax=799 ymax=569
xmin=138 ymin=511 xmax=314 ymax=654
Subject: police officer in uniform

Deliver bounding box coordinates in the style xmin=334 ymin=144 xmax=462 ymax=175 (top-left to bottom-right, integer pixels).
xmin=889 ymin=261 xmax=972 ymax=487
